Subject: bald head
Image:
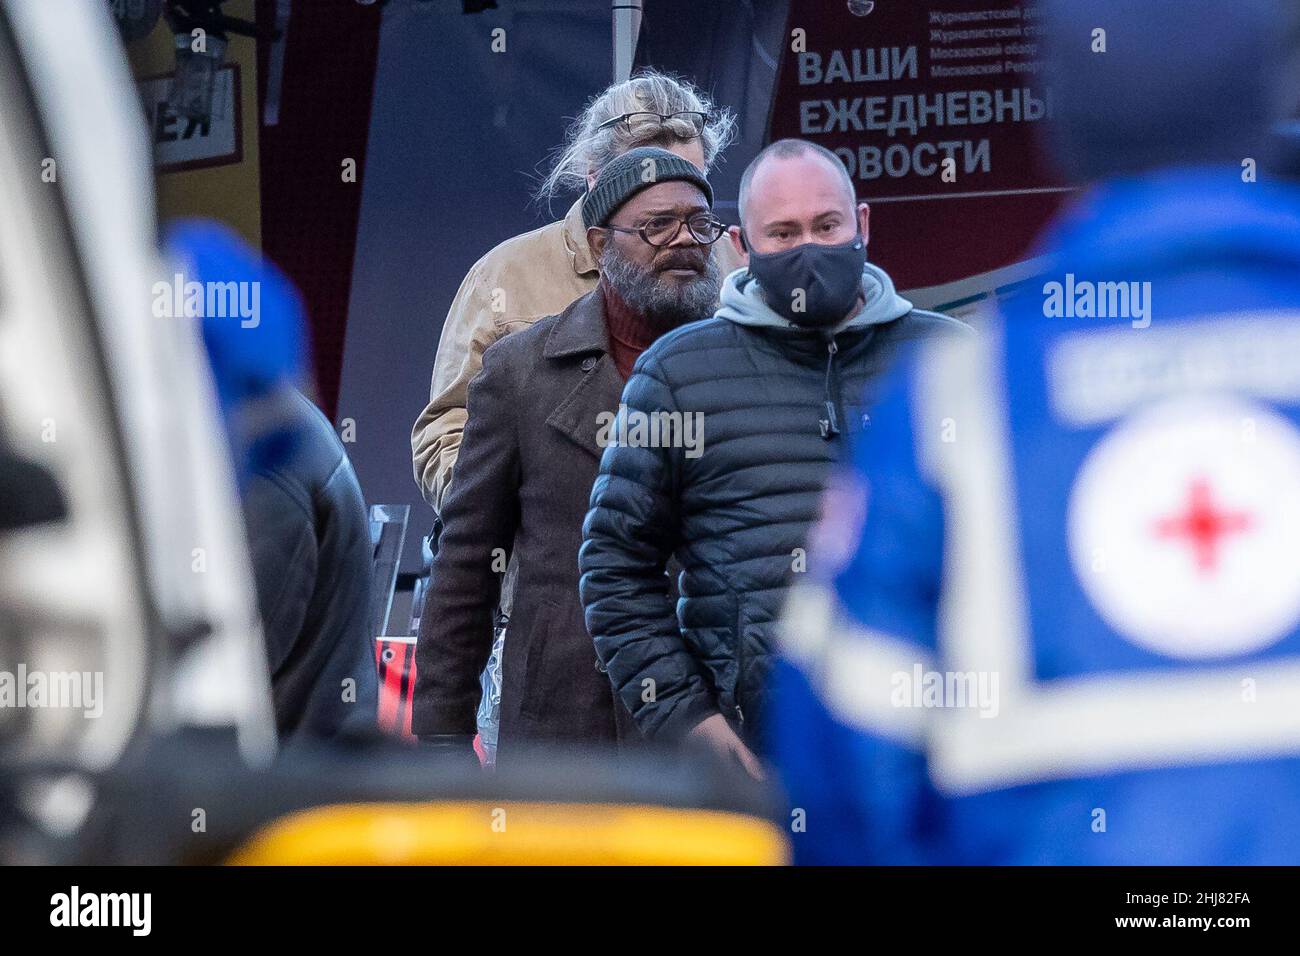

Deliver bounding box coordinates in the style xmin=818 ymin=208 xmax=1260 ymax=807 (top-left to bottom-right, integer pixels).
xmin=732 ymin=138 xmax=867 ymax=258
xmin=739 ymin=139 xmax=857 ymax=224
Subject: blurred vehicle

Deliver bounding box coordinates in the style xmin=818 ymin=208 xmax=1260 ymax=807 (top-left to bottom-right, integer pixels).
xmin=0 ymin=0 xmax=276 ymax=854
xmin=0 ymin=0 xmax=784 ymax=865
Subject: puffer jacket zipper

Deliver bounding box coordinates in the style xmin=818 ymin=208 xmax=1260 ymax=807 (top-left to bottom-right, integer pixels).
xmin=819 ymin=334 xmax=844 ymax=440
xmin=732 ymin=332 xmax=848 ymax=727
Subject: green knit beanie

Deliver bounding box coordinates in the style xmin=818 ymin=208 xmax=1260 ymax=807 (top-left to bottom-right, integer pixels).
xmin=581 ymin=146 xmax=713 ymax=228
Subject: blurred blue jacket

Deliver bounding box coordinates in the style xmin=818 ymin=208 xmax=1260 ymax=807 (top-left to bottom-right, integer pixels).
xmin=770 ymin=168 xmax=1300 ymax=864
xmin=165 ymin=221 xmax=377 ymax=740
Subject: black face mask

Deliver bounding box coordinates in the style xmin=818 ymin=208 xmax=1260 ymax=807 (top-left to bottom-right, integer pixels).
xmin=744 ymin=233 xmax=867 ymax=328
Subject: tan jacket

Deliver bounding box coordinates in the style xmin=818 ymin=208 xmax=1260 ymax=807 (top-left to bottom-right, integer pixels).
xmin=411 ymin=197 xmax=744 ymax=510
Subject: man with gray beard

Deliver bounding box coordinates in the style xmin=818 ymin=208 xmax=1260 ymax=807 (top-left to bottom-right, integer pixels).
xmin=413 ymin=148 xmax=723 ymax=762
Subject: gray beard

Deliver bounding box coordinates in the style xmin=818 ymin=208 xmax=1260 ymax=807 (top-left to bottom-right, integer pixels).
xmin=599 ymin=243 xmax=722 ymax=330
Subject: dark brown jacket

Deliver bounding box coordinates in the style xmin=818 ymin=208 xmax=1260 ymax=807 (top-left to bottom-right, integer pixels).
xmin=412 ymin=288 xmax=635 ymax=760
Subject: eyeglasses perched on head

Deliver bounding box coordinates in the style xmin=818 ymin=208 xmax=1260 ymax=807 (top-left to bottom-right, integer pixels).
xmin=602 ymin=213 xmax=728 ymax=247
xmin=597 ymin=111 xmax=709 ymax=137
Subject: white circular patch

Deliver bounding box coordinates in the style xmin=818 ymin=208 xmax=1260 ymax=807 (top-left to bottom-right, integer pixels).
xmin=1068 ymin=395 xmax=1300 ymax=659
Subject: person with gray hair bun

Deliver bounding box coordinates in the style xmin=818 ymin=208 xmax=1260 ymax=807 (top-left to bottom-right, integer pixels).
xmin=534 ymin=69 xmax=738 ymax=210
xmin=412 ymin=69 xmax=742 ymax=513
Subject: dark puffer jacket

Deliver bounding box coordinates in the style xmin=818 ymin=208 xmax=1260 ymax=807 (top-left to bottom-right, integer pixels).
xmin=579 ymin=264 xmax=967 ymax=744
xmin=241 ymin=389 xmax=378 ymax=741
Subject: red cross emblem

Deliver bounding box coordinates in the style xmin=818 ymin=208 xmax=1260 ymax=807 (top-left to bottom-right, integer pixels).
xmin=1152 ymin=476 xmax=1254 ymax=574
xmin=1070 ymin=395 xmax=1300 ymax=658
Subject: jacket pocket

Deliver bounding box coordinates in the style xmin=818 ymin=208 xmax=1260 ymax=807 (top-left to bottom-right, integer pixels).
xmin=517 ymin=600 xmax=559 ymax=720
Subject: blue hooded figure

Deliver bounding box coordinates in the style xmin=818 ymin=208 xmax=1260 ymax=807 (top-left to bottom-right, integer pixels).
xmin=165 ymin=220 xmax=378 ymax=741
xmin=165 ymin=218 xmax=308 ymax=483
xmin=768 ymin=0 xmax=1300 ymax=864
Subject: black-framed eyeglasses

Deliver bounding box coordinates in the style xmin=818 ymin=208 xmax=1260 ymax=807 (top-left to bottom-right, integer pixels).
xmin=596 ymin=111 xmax=708 ymax=137
xmin=603 ymin=213 xmax=727 ymax=247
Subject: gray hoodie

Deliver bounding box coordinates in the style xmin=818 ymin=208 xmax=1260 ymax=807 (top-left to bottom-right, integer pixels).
xmin=714 ymin=262 xmax=916 ymax=334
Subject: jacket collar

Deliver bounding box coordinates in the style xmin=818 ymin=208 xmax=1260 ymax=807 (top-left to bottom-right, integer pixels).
xmin=542 ymin=286 xmax=610 ymax=358
xmin=562 ymin=196 xmax=599 ymax=277
xmin=543 ymin=288 xmax=625 ymax=460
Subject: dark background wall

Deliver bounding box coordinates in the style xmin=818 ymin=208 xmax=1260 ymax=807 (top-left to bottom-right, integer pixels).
xmin=337 ymin=0 xmax=617 ymax=569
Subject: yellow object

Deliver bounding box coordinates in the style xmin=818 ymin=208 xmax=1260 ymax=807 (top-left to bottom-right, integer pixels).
xmin=227 ymin=801 xmax=789 ymax=866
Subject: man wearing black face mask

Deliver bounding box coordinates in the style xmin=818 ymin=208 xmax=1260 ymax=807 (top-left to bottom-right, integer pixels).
xmin=579 ymin=138 xmax=967 ymax=776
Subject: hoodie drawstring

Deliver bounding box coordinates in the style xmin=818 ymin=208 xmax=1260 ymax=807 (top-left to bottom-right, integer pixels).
xmin=819 ymin=335 xmax=841 ymax=440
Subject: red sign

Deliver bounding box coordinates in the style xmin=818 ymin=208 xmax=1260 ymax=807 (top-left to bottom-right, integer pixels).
xmin=769 ymin=0 xmax=1076 ymax=293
